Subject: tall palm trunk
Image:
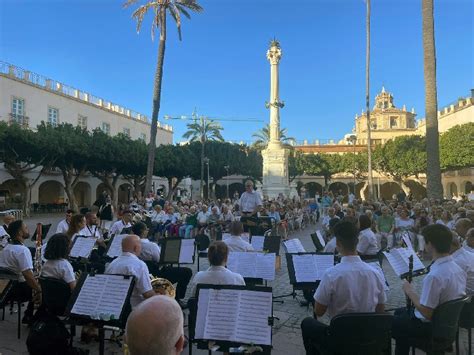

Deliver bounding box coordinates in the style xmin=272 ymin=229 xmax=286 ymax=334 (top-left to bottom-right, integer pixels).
xmin=145 ymin=10 xmax=167 ymax=194
xmin=365 ymin=0 xmax=374 ymax=201
xmin=422 ymin=0 xmax=443 ymax=199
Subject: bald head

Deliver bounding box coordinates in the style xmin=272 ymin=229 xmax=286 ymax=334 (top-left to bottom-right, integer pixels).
xmin=126 ymin=295 xmax=184 ymax=355
xmin=122 ymin=235 xmax=141 ymax=256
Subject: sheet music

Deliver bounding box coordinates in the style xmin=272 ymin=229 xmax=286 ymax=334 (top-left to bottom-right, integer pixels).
xmin=70 ymin=237 xmax=96 ymax=259
xmin=383 ymin=248 xmax=424 ymax=276
xmin=367 ymin=262 xmax=390 ymax=291
xmin=314 ymin=254 xmax=335 ymax=279
xmin=179 ymin=239 xmax=195 ymax=264
xmin=292 ymin=254 xmax=319 ymax=282
xmin=284 ymin=238 xmax=306 ymax=253
xmin=223 ymin=233 xmax=250 ymax=244
xmin=251 ymin=236 xmax=265 ymax=251
xmin=235 ymin=290 xmax=272 ymax=345
xmin=402 ymin=234 xmax=414 ymax=251
xmin=227 ymin=252 xmax=276 ymax=281
xmin=106 ymin=234 xmax=126 ymax=258
xmin=70 ymin=274 xmax=132 ymax=320
xmin=316 ymin=231 xmax=326 ymax=247
xmin=196 ymin=288 xmax=272 ymax=346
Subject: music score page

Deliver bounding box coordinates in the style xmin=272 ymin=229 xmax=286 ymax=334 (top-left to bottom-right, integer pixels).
xmin=106 ymin=234 xmax=126 ymax=258
xmin=292 ymin=254 xmax=334 ymax=282
xmin=283 ymin=239 xmax=306 ymax=253
xmin=70 ymin=237 xmax=96 ymax=259
xmin=227 ymin=252 xmax=276 ymax=281
xmin=179 ymin=239 xmax=195 ymax=263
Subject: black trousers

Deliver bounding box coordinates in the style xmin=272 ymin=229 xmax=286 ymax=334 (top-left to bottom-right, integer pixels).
xmin=148 ymin=264 xmax=192 ymax=300
xmin=9 ymin=282 xmax=35 ymax=317
xmin=301 ymin=317 xmax=329 ymax=355
xmin=392 ymin=308 xmax=432 ymax=355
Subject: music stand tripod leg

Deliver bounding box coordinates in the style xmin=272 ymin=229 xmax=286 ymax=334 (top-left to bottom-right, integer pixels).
xmin=99 ymin=326 xmax=105 ymax=355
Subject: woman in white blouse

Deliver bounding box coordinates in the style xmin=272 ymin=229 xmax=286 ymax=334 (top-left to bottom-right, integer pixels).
xmin=357 ymin=214 xmax=379 ymax=256
xmin=41 ymin=233 xmax=76 ymax=290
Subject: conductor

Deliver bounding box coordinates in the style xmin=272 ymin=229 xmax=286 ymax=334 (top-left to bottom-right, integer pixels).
xmin=238 ymin=180 xmax=262 ymax=217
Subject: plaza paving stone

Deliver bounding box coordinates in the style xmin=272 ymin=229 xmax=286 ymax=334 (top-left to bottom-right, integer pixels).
xmin=0 ymin=214 xmax=470 ymax=354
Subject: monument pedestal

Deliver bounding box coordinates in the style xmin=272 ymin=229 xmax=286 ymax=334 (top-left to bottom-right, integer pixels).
xmin=262 ymin=142 xmax=290 ymax=199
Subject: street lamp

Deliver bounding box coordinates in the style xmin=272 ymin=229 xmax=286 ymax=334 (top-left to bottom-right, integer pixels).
xmin=346 ymin=135 xmax=357 ymax=194
xmin=203 ymin=157 xmax=210 ymax=200
xmin=224 ymin=165 xmax=230 ymax=199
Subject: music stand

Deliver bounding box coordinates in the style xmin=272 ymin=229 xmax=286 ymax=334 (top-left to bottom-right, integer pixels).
xmin=105 ymin=234 xmax=127 ymax=259
xmin=31 ymin=224 xmax=52 ymax=241
xmin=69 ymin=235 xmax=97 ymax=271
xmin=159 ymin=237 xmax=195 ymax=265
xmin=310 ymin=231 xmax=326 ymax=252
xmin=193 ymin=284 xmax=274 ymax=353
xmin=66 ymin=273 xmax=135 ymax=355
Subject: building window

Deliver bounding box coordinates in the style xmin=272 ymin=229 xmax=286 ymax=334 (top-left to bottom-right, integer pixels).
xmin=370 ymin=120 xmax=377 ymax=130
xmin=372 ymin=139 xmax=383 ymax=145
xmin=123 ymin=128 xmax=131 ymax=137
xmin=78 ymin=115 xmax=88 ymax=130
xmin=139 ymin=133 xmax=146 ymax=141
xmin=10 ymin=97 xmax=28 ymax=126
xmin=390 ymin=116 xmax=398 ymax=128
xmin=48 ymin=107 xmax=59 ymax=126
xmin=102 ymin=122 xmax=111 ymax=135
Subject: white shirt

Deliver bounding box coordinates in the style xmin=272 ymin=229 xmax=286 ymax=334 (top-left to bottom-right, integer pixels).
xmin=222 ymin=211 xmax=235 ymax=222
xmin=239 ymin=191 xmax=262 ymax=213
xmin=41 ymin=259 xmax=75 ymax=284
xmin=109 ymin=220 xmax=131 ymax=236
xmin=314 ymin=255 xmax=386 ymax=320
xmin=395 ymin=218 xmax=414 ymax=230
xmin=357 ymin=228 xmax=379 ymax=255
xmin=151 ymin=210 xmax=166 ymax=223
xmin=197 ymin=211 xmax=209 ymax=224
xmin=464 ymin=245 xmax=474 ymax=253
xmin=324 ymin=237 xmax=337 ymax=253
xmin=322 ymin=215 xmax=339 ymax=229
xmin=105 ymin=252 xmax=153 ymax=308
xmin=79 ymin=225 xmax=102 ymax=239
xmin=56 ymin=219 xmax=69 ymax=234
xmin=451 ymin=248 xmax=474 ymax=295
xmin=190 ymin=265 xmax=245 ymax=296
xmin=224 ymin=236 xmax=254 ymax=252
xmin=0 ymin=243 xmax=33 ymax=282
xmin=139 ymin=239 xmax=161 ymax=263
xmin=436 ymin=219 xmax=455 ymax=230
xmin=416 ymin=255 xmax=466 ymax=320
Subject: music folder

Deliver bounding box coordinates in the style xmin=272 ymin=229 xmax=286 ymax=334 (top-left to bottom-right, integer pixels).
xmin=283 ymin=238 xmax=306 ymax=253
xmin=383 ymin=247 xmax=426 ymax=278
xmin=195 ymin=284 xmax=273 ymax=348
xmin=66 ymin=273 xmax=135 ymax=325
xmin=311 ymin=230 xmax=326 ymax=251
xmin=70 ymin=235 xmax=97 ymax=259
xmin=227 ymin=252 xmax=276 ymax=281
xmin=159 ymin=237 xmax=195 ymax=264
xmin=286 ymin=252 xmax=335 ymax=286
xmin=105 ymin=234 xmax=127 ymax=258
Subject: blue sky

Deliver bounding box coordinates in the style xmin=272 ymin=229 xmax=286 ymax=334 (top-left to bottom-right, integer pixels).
xmin=1 ymin=0 xmax=472 ymax=144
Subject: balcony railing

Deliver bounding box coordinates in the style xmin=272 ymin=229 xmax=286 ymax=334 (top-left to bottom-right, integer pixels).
xmin=9 ymin=113 xmax=29 ymax=128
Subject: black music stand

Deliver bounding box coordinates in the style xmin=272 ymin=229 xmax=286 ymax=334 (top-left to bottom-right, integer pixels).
xmin=69 ymin=235 xmax=97 ymax=272
xmin=31 ymin=223 xmax=52 ymax=241
xmin=104 ymin=234 xmax=127 ymax=260
xmin=192 ymin=284 xmax=274 ymax=354
xmin=66 ymin=273 xmax=135 ymax=355
xmin=310 ymin=231 xmax=326 ymax=252
xmin=159 ymin=237 xmax=195 ymax=266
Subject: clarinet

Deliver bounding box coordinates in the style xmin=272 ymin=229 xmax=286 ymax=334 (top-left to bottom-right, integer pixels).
xmin=406 ymin=254 xmax=414 ymax=311
xmin=33 ymin=223 xmax=43 ymax=304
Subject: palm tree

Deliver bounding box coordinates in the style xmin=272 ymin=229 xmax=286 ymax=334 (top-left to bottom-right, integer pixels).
xmin=183 ymin=118 xmax=224 ymax=198
xmin=124 ymin=0 xmax=203 ymax=194
xmin=422 ymin=0 xmax=443 ymax=199
xmin=252 ymin=124 xmax=295 ymax=150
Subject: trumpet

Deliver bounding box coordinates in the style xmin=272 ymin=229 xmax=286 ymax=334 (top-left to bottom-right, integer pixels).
xmin=149 ymin=276 xmax=176 ymax=298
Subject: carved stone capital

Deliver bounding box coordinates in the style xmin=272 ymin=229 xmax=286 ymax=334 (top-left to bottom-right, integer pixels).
xmin=267 ymin=47 xmax=282 ymax=65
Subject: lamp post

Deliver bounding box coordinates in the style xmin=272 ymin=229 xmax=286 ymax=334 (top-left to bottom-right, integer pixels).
xmin=346 ymin=135 xmax=357 ymax=194
xmin=203 ymin=157 xmax=210 ymax=200
xmin=224 ymin=165 xmax=230 ymax=199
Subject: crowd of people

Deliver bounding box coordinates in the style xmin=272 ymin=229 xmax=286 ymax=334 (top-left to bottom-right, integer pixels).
xmin=0 ymin=180 xmax=473 ymax=354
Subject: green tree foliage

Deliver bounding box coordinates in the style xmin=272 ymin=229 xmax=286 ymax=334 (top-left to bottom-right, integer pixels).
xmin=439 ymin=123 xmax=474 ymax=172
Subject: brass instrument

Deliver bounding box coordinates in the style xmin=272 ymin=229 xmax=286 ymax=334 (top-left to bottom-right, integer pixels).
xmin=149 ymin=276 xmax=176 ymax=298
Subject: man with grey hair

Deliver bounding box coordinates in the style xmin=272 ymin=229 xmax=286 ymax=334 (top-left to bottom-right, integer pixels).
xmin=126 ymin=295 xmax=185 ymax=355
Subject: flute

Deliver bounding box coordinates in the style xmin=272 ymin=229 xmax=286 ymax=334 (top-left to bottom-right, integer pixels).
xmin=406 ymin=254 xmax=414 ymax=311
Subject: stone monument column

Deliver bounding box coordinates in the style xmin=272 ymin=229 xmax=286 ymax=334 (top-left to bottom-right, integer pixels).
xmin=262 ymin=40 xmax=290 ymax=199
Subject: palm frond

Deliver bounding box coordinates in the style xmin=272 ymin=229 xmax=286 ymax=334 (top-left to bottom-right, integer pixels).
xmin=123 ymin=0 xmax=140 ymax=9
xmin=177 ymin=0 xmax=204 ymax=12
xmin=131 ymin=3 xmax=156 ymax=33
xmin=175 ymin=4 xmax=191 ymax=18
xmin=168 ymin=3 xmax=182 ymax=40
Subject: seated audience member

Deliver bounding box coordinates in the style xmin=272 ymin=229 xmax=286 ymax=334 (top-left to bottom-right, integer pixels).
xmin=109 ymin=210 xmax=133 ymax=236
xmin=105 ymin=234 xmax=154 ymax=308
xmin=301 ymin=221 xmax=386 ymax=355
xmin=132 ymin=223 xmax=192 ymax=304
xmin=323 ymin=218 xmax=340 ymax=253
xmin=392 ymin=224 xmax=467 ymax=355
xmin=179 ymin=206 xmax=198 ymax=239
xmin=451 ymin=235 xmax=474 ymax=295
xmin=321 ymin=207 xmax=339 ymax=231
xmin=357 ymin=214 xmax=379 ymax=257
xmin=465 ymin=228 xmax=474 ymax=253
xmin=197 ymin=205 xmax=209 ymax=228
xmin=190 ymin=241 xmax=245 ymax=295
xmin=126 ymin=295 xmax=184 ymax=355
xmin=0 ymin=220 xmax=41 ymax=324
xmin=150 ymin=204 xmax=166 ymax=236
xmin=223 ymin=221 xmax=254 ymax=252
xmin=56 ymin=209 xmax=74 ymax=234
xmin=376 ymin=206 xmax=394 ymax=249
xmin=455 ymin=218 xmax=473 ymax=239
xmin=0 ymin=214 xmax=15 ymax=235
xmin=40 ymin=233 xmax=76 ymax=290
